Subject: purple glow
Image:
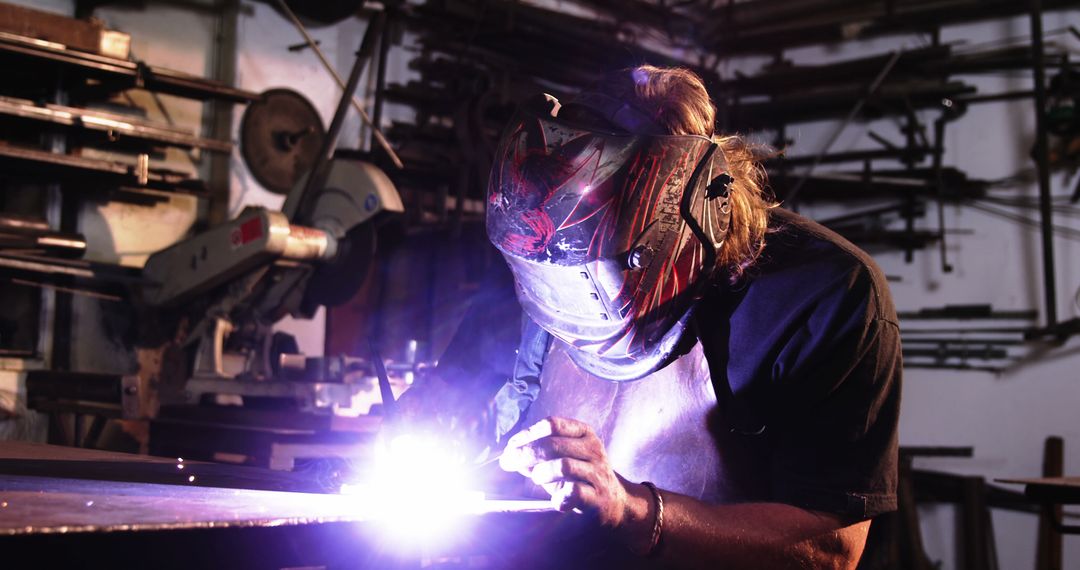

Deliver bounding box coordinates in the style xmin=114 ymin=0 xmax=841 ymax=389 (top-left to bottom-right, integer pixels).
xmin=339 ymin=433 xmax=487 ymax=549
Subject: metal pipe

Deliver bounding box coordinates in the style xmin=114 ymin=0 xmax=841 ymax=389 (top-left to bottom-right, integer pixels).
xmin=1029 ymin=0 xmax=1059 ymax=329
xmin=932 ymin=117 xmax=953 ymax=272
xmin=819 ymin=201 xmax=925 ymax=226
xmin=902 ymin=363 xmax=1005 ymax=372
xmin=784 ymin=49 xmax=903 ymax=205
xmin=706 ymin=0 xmax=1080 ymax=56
xmin=777 ymin=146 xmax=939 ymax=166
xmin=371 ymin=6 xmax=393 ymax=158
xmin=954 ymin=90 xmax=1036 ymax=105
xmin=902 ymin=347 xmax=1009 ymax=359
xmin=901 ymin=337 xmax=1027 ymax=346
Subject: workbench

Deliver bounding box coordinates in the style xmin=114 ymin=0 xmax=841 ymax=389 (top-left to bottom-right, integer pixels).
xmin=0 ymin=441 xmax=637 ymax=569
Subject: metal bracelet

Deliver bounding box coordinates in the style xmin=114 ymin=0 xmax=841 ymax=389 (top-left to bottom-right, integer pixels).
xmin=641 ymin=481 xmax=664 ymax=557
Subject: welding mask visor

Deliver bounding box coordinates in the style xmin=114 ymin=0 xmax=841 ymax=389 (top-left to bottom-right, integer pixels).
xmin=486 ymin=96 xmax=731 ymax=381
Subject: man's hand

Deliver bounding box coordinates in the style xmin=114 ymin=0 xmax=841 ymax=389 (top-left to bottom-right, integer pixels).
xmin=498 ymin=417 xmax=872 ymax=569
xmin=499 ymin=417 xmax=647 ymax=531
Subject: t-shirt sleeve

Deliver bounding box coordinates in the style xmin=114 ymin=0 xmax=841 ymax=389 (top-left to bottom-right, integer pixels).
xmin=765 ymin=268 xmax=902 ymax=520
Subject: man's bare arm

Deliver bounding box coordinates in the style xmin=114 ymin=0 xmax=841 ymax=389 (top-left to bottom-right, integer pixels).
xmin=503 ymin=417 xmax=871 ymax=570
xmin=619 ymin=481 xmax=869 ymax=570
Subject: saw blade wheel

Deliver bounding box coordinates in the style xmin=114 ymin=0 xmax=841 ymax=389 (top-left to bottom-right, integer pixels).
xmin=240 ymin=88 xmax=326 ymax=195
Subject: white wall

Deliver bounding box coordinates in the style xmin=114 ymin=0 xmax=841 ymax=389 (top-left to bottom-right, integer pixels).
xmin=771 ymin=12 xmax=1080 ymax=569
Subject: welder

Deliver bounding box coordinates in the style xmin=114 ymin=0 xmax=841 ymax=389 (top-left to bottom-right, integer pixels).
xmin=402 ymin=65 xmax=901 ymax=569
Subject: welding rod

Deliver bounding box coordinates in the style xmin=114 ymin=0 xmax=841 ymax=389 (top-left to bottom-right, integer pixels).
xmin=473 ymin=452 xmax=503 ymax=470
xmin=471 ymin=422 xmax=555 ymax=471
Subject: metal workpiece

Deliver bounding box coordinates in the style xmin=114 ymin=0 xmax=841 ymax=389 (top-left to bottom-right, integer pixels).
xmin=0 ymin=443 xmax=581 ymax=570
xmin=0 ymin=474 xmax=566 ymax=569
xmin=0 ymin=474 xmax=375 ymax=536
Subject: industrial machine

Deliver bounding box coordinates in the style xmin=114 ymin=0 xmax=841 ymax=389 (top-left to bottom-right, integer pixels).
xmin=141 ymin=155 xmax=405 ymax=414
xmin=135 ymin=14 xmax=412 ymax=469
xmin=13 ymin=12 xmax=416 ymax=473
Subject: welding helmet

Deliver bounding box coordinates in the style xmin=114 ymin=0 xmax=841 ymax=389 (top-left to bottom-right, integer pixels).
xmin=486 ymin=92 xmax=733 ymax=381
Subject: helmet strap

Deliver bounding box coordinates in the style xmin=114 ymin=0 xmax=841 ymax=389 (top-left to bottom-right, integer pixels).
xmin=680 ymin=143 xmax=724 ymax=284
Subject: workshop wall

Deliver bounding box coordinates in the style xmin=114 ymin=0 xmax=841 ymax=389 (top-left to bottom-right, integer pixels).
xmin=782 ymin=13 xmax=1080 ymax=570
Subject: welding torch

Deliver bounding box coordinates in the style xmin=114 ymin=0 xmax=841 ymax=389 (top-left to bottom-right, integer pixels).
xmin=370 ymin=341 xmax=543 ymax=476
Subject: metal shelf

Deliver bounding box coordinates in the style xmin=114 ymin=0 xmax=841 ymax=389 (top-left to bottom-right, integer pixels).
xmin=0 ymin=95 xmax=232 ymax=153
xmin=0 ymin=30 xmax=257 ymax=104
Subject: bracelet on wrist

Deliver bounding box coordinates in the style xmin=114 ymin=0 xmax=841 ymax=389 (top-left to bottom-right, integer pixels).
xmin=640 ymin=481 xmax=664 ymax=557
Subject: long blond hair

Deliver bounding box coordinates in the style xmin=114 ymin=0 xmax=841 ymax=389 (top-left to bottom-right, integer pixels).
xmin=600 ymin=65 xmax=776 ymax=281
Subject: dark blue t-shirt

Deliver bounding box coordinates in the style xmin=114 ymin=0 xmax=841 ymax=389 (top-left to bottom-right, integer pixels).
xmin=437 ymin=207 xmax=901 ymax=519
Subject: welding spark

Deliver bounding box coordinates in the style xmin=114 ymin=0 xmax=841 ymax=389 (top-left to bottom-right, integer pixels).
xmin=339 ymin=433 xmax=486 ymax=548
